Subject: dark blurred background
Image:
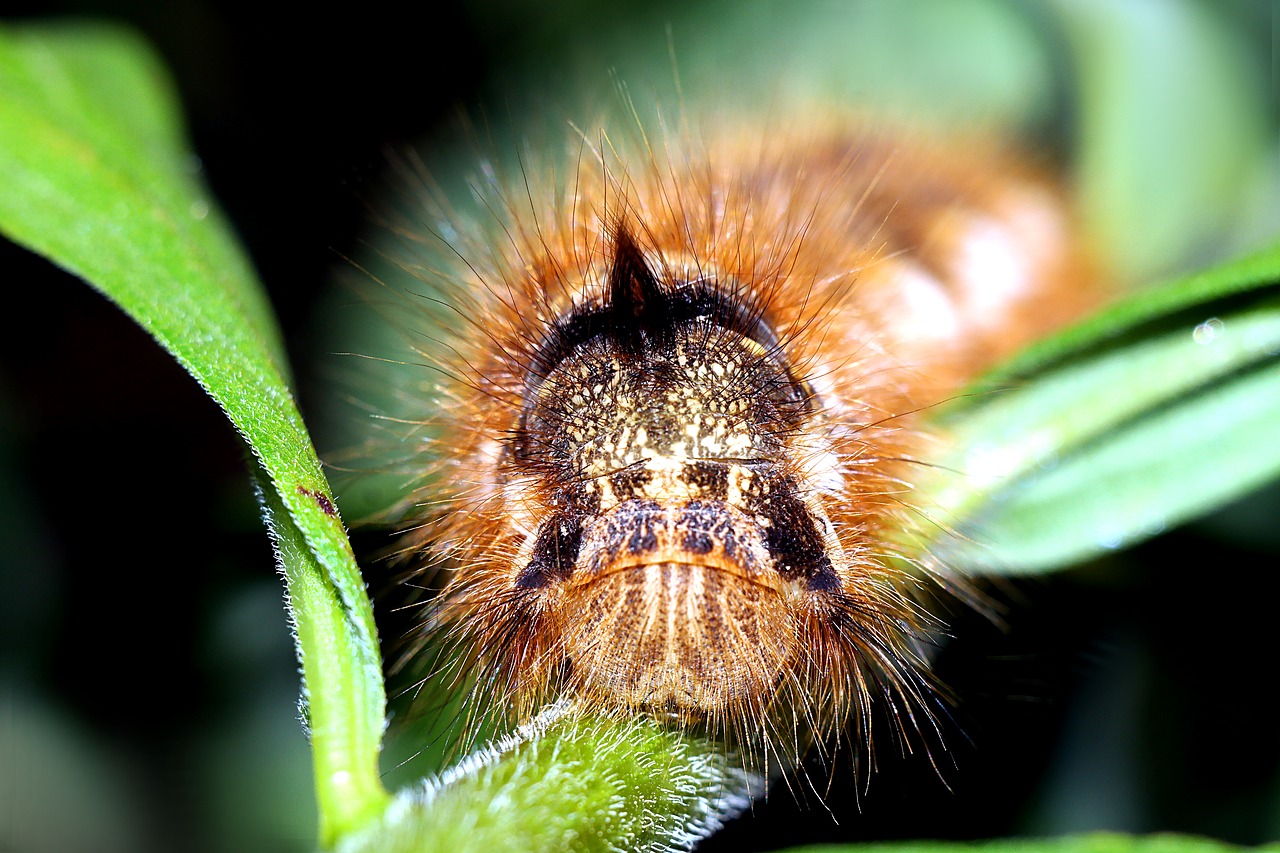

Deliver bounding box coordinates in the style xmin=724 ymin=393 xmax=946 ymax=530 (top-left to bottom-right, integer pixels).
xmin=2 ymin=2 xmax=1278 ymax=851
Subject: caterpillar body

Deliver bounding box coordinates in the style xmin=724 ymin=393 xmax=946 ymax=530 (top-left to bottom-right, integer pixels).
xmin=390 ymin=112 xmax=1101 ymax=762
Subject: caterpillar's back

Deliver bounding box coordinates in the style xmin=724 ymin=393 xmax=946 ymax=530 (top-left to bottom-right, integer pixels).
xmin=392 ymin=113 xmax=1100 ymax=760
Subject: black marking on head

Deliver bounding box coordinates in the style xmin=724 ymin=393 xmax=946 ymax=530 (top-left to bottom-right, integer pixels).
xmin=515 ymin=515 xmax=584 ymax=589
xmin=805 ymin=567 xmax=841 ymax=592
xmin=754 ymin=484 xmax=838 ymax=587
xmin=522 ymin=275 xmax=794 ymax=400
xmin=592 ymin=500 xmax=663 ymax=567
xmin=682 ymin=528 xmax=715 ymax=555
xmin=608 ymin=466 xmax=653 ymax=501
xmin=628 ymin=519 xmax=659 ymax=556
xmin=608 ymin=224 xmax=665 ymax=355
xmin=677 ymin=501 xmax=731 ymax=557
xmin=681 ymin=461 xmax=729 ymax=499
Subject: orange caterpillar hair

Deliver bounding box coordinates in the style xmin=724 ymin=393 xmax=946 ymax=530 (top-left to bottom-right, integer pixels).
xmin=388 ymin=109 xmax=1100 ymax=766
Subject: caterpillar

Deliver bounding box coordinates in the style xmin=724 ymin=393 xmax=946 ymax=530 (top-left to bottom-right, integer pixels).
xmin=382 ymin=107 xmax=1103 ymax=768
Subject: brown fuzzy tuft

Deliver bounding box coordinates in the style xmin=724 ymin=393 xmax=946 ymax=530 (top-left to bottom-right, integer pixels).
xmin=384 ymin=111 xmax=1104 ymax=771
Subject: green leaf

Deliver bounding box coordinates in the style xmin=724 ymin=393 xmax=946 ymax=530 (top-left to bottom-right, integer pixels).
xmin=923 ymin=242 xmax=1280 ymax=573
xmin=0 ymin=20 xmax=388 ymax=844
xmin=781 ymin=831 xmax=1280 ymax=852
xmin=254 ymin=463 xmax=389 ymax=844
xmin=338 ymin=707 xmax=756 ymax=853
xmin=1048 ymin=0 xmax=1274 ymax=281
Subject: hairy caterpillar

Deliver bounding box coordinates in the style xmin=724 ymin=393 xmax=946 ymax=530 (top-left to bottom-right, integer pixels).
xmin=383 ymin=108 xmax=1103 ymax=768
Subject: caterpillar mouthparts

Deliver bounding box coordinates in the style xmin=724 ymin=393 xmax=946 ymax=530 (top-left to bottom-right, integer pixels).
xmin=392 ymin=115 xmax=1099 ymax=756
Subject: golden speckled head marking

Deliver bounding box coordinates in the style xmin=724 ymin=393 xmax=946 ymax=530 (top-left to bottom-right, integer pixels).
xmin=395 ymin=114 xmax=1100 ymax=760
xmin=508 ymin=222 xmax=870 ymax=718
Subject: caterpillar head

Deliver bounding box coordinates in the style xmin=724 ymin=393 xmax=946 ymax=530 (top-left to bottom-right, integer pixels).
xmin=417 ymin=210 xmax=943 ymax=757
xmin=394 ymin=120 xmax=1092 ymax=762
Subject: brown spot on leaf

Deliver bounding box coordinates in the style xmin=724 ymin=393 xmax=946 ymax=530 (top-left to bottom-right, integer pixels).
xmin=297 ymin=485 xmax=337 ymax=517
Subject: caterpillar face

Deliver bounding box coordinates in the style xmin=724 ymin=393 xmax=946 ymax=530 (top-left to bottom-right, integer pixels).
xmin=401 ymin=119 xmax=1098 ymax=749
xmin=509 ymin=226 xmax=857 ymax=716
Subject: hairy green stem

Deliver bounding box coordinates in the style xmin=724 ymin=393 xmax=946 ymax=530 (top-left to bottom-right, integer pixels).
xmin=340 ymin=702 xmax=760 ymax=853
